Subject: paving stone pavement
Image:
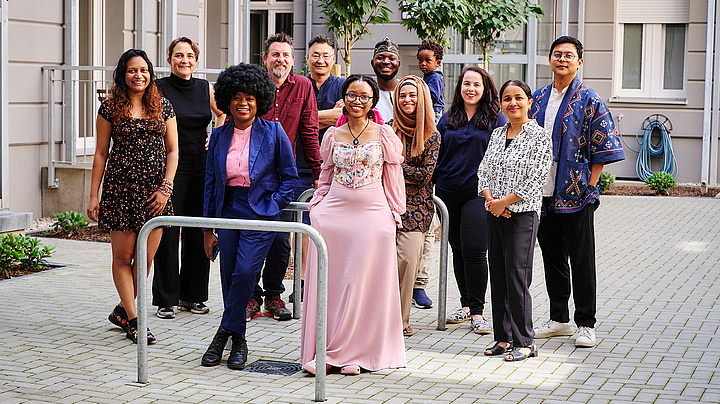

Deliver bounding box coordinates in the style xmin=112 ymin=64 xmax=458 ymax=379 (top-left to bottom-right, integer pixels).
xmin=1 ymin=196 xmax=718 ymax=403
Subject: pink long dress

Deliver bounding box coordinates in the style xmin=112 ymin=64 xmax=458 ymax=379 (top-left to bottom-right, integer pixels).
xmin=301 ymin=125 xmax=407 ymax=371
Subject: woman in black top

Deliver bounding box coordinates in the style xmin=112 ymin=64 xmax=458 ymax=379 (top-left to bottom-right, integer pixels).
xmin=153 ymin=37 xmax=225 ymax=320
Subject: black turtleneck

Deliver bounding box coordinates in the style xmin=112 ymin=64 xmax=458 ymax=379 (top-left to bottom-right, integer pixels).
xmin=157 ymin=73 xmax=213 ymax=156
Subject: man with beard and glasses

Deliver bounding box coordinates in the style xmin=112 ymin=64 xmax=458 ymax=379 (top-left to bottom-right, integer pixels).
xmin=372 ymin=37 xmax=401 ymax=123
xmin=245 ymin=32 xmax=321 ymax=323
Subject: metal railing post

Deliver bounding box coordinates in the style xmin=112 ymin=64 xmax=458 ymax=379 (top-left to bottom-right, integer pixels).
xmin=135 ymin=211 xmax=328 ymax=401
xmin=44 ymin=67 xmax=59 ymax=189
xmin=433 ymin=195 xmax=449 ymax=331
xmin=291 ymin=188 xmax=316 ymax=319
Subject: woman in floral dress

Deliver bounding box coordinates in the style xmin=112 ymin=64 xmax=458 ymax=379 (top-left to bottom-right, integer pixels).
xmin=87 ymin=48 xmax=179 ymax=344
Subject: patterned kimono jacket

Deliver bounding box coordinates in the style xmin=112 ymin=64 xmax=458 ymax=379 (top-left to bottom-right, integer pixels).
xmin=531 ymin=76 xmax=625 ymax=213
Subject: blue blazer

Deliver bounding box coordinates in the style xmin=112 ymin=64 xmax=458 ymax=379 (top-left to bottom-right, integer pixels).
xmin=203 ymin=118 xmax=299 ymax=219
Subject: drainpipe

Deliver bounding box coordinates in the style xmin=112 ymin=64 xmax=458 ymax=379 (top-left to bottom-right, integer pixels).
xmin=702 ymin=0 xmax=717 ymax=191
xmin=577 ymin=0 xmax=584 ymax=81
xmin=163 ymin=0 xmax=177 ymax=62
xmin=243 ymin=0 xmax=250 ymax=62
xmin=711 ymin=0 xmax=720 ymax=185
xmin=0 ymin=0 xmax=8 ymax=207
xmin=64 ymin=0 xmax=78 ymax=163
xmin=135 ymin=0 xmax=146 ymax=50
xmin=561 ymin=0 xmax=569 ymax=35
xmin=229 ymin=0 xmax=240 ymax=64
xmin=306 ymin=0 xmax=312 ymax=51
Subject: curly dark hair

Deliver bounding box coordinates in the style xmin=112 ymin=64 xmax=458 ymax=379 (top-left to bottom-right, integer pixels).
xmin=108 ymin=49 xmax=163 ymax=123
xmin=446 ymin=66 xmax=500 ymax=131
xmin=417 ymin=41 xmax=444 ymax=61
xmin=550 ymin=35 xmax=583 ymax=59
xmin=214 ymin=63 xmax=276 ymax=117
xmin=340 ymin=74 xmax=380 ymax=120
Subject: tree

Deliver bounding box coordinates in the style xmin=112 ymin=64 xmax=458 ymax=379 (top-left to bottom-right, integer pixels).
xmin=317 ymin=0 xmax=392 ymax=77
xmin=398 ymin=0 xmax=469 ymax=47
xmin=457 ymin=0 xmax=543 ymax=70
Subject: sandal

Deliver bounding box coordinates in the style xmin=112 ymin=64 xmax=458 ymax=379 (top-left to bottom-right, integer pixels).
xmin=302 ymin=360 xmax=332 ymax=376
xmin=471 ymin=317 xmax=492 ymax=335
xmin=484 ymin=342 xmax=511 ymax=356
xmin=446 ymin=308 xmax=471 ymax=324
xmin=403 ymin=326 xmax=415 ymax=336
xmin=504 ymin=345 xmax=538 ymax=362
xmin=340 ymin=364 xmax=360 ymax=375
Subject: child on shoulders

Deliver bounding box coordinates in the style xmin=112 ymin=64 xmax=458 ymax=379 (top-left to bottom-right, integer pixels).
xmin=417 ymin=41 xmax=445 ymax=123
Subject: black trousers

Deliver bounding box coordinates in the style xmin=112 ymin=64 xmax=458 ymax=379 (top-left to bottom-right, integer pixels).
xmin=487 ymin=211 xmax=538 ymax=347
xmin=152 ymin=153 xmax=210 ymax=307
xmin=435 ymin=188 xmax=488 ymax=316
xmin=537 ymin=199 xmax=597 ymax=328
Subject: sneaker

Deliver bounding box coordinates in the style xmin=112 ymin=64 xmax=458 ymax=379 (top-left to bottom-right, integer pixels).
xmin=575 ymin=326 xmax=596 ymax=347
xmin=178 ymin=301 xmax=210 ymax=314
xmin=125 ymin=318 xmax=158 ymax=345
xmin=471 ymin=317 xmax=492 ymax=335
xmin=412 ymin=288 xmax=433 ymax=309
xmin=156 ymin=306 xmax=175 ymax=319
xmin=534 ymin=319 xmax=575 ymax=338
xmin=246 ymin=298 xmax=262 ymax=321
xmin=446 ymin=308 xmax=471 ymax=324
xmin=264 ymin=295 xmax=292 ymax=321
xmin=108 ymin=305 xmax=128 ymax=330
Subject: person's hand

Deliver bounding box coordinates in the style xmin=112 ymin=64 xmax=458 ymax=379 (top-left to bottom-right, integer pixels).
xmin=487 ymin=198 xmax=510 ymax=218
xmin=205 ymin=135 xmax=210 ymax=151
xmin=485 ymin=196 xmax=512 ymax=218
xmin=87 ymin=197 xmax=100 ymax=222
xmin=334 ymin=99 xmax=344 ymax=109
xmin=146 ymin=190 xmax=169 ymax=216
xmin=203 ymin=230 xmax=219 ymax=260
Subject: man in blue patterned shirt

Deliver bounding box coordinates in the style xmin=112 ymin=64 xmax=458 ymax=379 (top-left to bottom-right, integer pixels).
xmin=530 ymin=36 xmax=625 ymax=348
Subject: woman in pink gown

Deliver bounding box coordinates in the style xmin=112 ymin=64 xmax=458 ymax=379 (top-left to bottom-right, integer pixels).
xmin=301 ymin=74 xmax=407 ymax=375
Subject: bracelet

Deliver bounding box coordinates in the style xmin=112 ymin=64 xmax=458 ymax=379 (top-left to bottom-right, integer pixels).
xmin=158 ymin=185 xmax=172 ymax=197
xmin=161 ymin=178 xmax=174 ymax=189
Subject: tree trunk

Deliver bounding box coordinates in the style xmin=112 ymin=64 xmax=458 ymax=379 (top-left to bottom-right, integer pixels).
xmin=483 ymin=45 xmax=489 ymax=71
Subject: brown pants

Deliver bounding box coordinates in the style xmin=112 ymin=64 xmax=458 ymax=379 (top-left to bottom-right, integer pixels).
xmin=396 ymin=231 xmax=424 ymax=329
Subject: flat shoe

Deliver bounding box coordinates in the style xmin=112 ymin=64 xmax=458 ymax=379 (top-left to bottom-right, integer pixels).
xmin=302 ymin=360 xmax=331 ymax=376
xmin=504 ymin=345 xmax=538 ymax=362
xmin=340 ymin=364 xmax=360 ymax=375
xmin=484 ymin=342 xmax=511 ymax=356
xmin=403 ymin=326 xmax=415 ymax=336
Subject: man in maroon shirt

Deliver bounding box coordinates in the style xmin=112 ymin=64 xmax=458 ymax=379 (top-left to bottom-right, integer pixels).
xmin=247 ymin=32 xmax=321 ymax=322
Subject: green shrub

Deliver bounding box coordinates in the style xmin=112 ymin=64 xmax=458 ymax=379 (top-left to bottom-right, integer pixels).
xmin=644 ymin=171 xmax=677 ymax=196
xmin=599 ymin=170 xmax=615 ymax=193
xmin=52 ymin=211 xmax=88 ymax=235
xmin=0 ymin=234 xmax=55 ymax=278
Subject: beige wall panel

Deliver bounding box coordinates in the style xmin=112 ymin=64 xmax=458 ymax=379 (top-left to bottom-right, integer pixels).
xmin=205 ymin=0 xmax=223 ymax=69
xmin=8 ymin=64 xmax=53 ymax=104
xmin=687 ymin=24 xmax=709 ymax=52
xmin=146 ymin=0 xmax=160 ymax=32
xmin=7 ymin=104 xmax=58 ymax=145
xmin=685 ymin=81 xmax=708 ymax=109
xmin=177 ymin=15 xmax=201 ymax=42
xmin=585 ymin=0 xmax=615 ymax=24
xmin=8 ymin=146 xmax=43 ymax=216
xmin=583 ymin=24 xmax=615 ymax=52
xmin=9 ymin=0 xmax=63 ymax=22
xmin=689 ymin=0 xmax=710 ymax=22
xmin=583 ymin=79 xmax=614 ymax=101
xmin=9 ymin=23 xmax=63 ymax=64
xmin=178 ymin=0 xmax=200 ymax=15
xmin=686 ymin=53 xmax=706 ymax=80
xmin=582 ymin=52 xmax=614 ymax=82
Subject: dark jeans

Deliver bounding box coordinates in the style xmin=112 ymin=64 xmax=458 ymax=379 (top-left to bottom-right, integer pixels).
xmin=487 ymin=211 xmax=538 ymax=347
xmin=252 ymin=174 xmax=314 ymax=302
xmin=152 ymin=153 xmax=210 ymax=307
xmin=537 ymin=199 xmax=597 ymax=328
xmin=435 ymin=188 xmax=488 ymax=316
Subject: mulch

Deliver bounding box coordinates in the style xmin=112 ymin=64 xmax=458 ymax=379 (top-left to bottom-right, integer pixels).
xmin=603 ymin=184 xmax=719 ymax=197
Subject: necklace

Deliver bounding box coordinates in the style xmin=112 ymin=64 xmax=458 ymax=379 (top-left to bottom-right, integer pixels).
xmin=348 ymin=119 xmax=370 ymax=146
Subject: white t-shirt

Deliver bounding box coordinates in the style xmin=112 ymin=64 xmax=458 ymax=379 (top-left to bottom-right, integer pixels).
xmin=541 ymin=84 xmax=569 ymax=197
xmin=376 ymin=90 xmax=394 ymax=123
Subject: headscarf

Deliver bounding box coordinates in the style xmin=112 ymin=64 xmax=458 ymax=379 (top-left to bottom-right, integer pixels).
xmin=391 ymin=75 xmax=437 ymax=158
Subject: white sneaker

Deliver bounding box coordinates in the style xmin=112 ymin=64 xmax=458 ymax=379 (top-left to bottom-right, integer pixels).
xmin=575 ymin=326 xmax=596 ymax=347
xmin=534 ymin=319 xmax=575 ymax=338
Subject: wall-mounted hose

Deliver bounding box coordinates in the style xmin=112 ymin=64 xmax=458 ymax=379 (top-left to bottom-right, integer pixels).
xmin=619 ymin=114 xmax=677 ymax=181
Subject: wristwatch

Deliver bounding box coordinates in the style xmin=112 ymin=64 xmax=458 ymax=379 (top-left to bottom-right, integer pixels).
xmin=587 ymin=184 xmax=597 ymax=193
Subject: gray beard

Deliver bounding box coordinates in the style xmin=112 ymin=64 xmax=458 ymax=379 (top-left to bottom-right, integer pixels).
xmin=272 ymin=67 xmax=290 ymax=79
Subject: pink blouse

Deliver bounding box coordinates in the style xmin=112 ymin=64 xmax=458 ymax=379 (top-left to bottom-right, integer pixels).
xmin=226 ymin=126 xmax=252 ymax=187
xmin=309 ymin=125 xmax=406 ymax=226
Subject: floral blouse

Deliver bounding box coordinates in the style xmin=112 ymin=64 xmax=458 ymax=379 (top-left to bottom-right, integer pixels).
xmin=477 ymin=119 xmax=552 ymax=215
xmin=332 ymin=141 xmax=383 ymax=188
xmin=400 ymin=132 xmax=440 ymax=233
xmin=309 ymin=125 xmax=407 ymax=226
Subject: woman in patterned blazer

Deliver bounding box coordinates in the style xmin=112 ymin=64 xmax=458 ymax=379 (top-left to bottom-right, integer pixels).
xmin=477 ymin=80 xmax=552 ymax=362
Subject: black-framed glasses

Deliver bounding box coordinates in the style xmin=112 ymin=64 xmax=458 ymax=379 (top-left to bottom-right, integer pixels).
xmin=345 ymin=93 xmax=372 ymax=104
xmin=551 ymin=52 xmax=577 ymax=62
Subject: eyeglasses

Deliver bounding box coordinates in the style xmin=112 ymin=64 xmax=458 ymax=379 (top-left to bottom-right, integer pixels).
xmin=551 ymin=52 xmax=577 ymax=62
xmin=345 ymin=93 xmax=372 ymax=104
xmin=310 ymin=52 xmax=333 ymax=61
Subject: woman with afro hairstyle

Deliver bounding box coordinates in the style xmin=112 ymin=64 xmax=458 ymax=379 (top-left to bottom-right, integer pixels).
xmin=200 ymin=63 xmax=298 ymax=370
xmin=87 ymin=48 xmax=179 ymax=344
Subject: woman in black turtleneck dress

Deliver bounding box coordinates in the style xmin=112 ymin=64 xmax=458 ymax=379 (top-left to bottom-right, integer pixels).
xmin=153 ymin=37 xmax=225 ymax=319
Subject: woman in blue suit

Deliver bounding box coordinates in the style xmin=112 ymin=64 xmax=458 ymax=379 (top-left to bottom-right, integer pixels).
xmin=201 ymin=63 xmax=298 ymax=370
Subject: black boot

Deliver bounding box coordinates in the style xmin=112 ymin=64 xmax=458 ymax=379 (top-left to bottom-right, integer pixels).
xmin=201 ymin=326 xmax=231 ymax=367
xmin=227 ymin=333 xmax=248 ymax=370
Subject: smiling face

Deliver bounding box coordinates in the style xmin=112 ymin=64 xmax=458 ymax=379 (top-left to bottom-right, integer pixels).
xmin=229 ymin=91 xmax=257 ymax=129
xmin=460 ymin=70 xmax=484 ymax=107
xmin=344 ymin=80 xmax=373 ymax=118
xmin=168 ymin=41 xmax=197 ymax=80
xmin=417 ymin=49 xmax=440 ymax=74
xmin=398 ymin=84 xmax=418 ymax=115
xmin=549 ymin=42 xmax=583 ymax=81
xmin=372 ymin=51 xmax=400 ymax=81
xmin=307 ymin=42 xmax=335 ymax=78
xmin=125 ymin=56 xmax=150 ymax=94
xmin=264 ymin=41 xmax=294 ymax=80
xmin=500 ymin=85 xmax=532 ymax=123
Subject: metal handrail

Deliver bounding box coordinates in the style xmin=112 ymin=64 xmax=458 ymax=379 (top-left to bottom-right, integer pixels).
xmin=290 ymin=188 xmax=317 ymax=319
xmin=135 ymin=212 xmax=330 ymax=402
xmin=433 ymin=195 xmax=450 ymax=331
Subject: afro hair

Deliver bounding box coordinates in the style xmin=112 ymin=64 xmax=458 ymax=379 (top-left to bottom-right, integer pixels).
xmin=417 ymin=41 xmax=444 ymax=61
xmin=214 ymin=63 xmax=276 ymax=117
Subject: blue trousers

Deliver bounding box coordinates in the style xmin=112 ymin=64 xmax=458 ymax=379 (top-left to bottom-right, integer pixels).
xmin=218 ymin=186 xmax=278 ymax=335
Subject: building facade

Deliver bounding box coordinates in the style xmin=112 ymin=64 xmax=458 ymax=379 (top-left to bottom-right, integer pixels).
xmin=0 ymin=0 xmax=718 ymax=219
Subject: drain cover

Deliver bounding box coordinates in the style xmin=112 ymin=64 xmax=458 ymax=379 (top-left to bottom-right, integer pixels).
xmin=244 ymin=360 xmax=302 ymax=376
